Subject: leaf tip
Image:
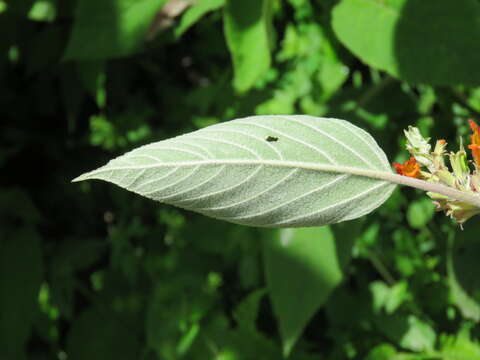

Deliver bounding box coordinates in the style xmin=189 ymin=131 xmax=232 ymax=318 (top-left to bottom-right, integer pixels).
xmin=282 ymin=339 xmax=295 ymax=358
xmin=71 ymin=174 xmax=87 ymax=183
xmin=71 ymin=171 xmax=96 ymax=183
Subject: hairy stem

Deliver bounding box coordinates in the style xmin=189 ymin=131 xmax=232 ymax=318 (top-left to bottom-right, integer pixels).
xmin=364 ymin=169 xmax=480 ymax=207
xmin=74 ymin=159 xmax=480 ymax=208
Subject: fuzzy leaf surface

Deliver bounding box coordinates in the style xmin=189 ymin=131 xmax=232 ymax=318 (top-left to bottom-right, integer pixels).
xmin=74 ymin=115 xmax=395 ymax=227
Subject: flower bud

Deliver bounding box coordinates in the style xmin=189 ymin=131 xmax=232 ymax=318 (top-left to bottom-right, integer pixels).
xmin=404 ymin=126 xmax=433 ymax=169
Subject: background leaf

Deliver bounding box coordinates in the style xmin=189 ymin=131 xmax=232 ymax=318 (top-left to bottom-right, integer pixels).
xmin=0 ymin=229 xmax=43 ymax=360
xmin=66 ymin=307 xmax=140 ymax=360
xmin=263 ymin=226 xmax=353 ymax=356
xmin=74 ymin=115 xmax=396 ymax=228
xmin=175 ymin=0 xmax=225 ymax=38
xmin=406 ymin=197 xmax=435 ymax=229
xmin=64 ymin=0 xmax=167 ymax=60
xmin=223 ymin=0 xmax=272 ymax=92
xmin=448 ymin=227 xmax=480 ymax=322
xmin=332 ymin=0 xmax=480 ymax=85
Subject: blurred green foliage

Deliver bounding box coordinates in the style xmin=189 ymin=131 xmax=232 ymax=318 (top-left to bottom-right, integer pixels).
xmin=1 ymin=0 xmax=480 ymax=359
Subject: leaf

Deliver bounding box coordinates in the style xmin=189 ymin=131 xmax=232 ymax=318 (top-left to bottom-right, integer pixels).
xmin=365 ymin=344 xmax=398 ymax=360
xmin=375 ymin=314 xmax=436 ymax=353
xmin=447 ymin=225 xmax=480 ymax=321
xmin=370 ymin=280 xmax=409 ymax=315
xmin=63 ymin=0 xmax=167 ymax=60
xmin=223 ymin=0 xmax=272 ymax=92
xmin=263 ymin=226 xmax=353 ymax=356
xmin=332 ymin=0 xmax=480 ymax=85
xmin=440 ymin=330 xmax=480 ymax=359
xmin=399 ymin=316 xmax=436 ymax=352
xmin=406 ymin=198 xmax=435 ymax=229
xmin=175 ymin=0 xmax=225 ymax=38
xmin=0 ymin=228 xmax=43 ymax=360
xmin=233 ymin=289 xmax=267 ymax=333
xmin=73 ymin=115 xmax=396 ymax=228
xmin=50 ymin=238 xmax=106 ymax=318
xmin=66 ymin=307 xmax=140 ymax=360
xmin=77 ymin=61 xmax=107 ymax=108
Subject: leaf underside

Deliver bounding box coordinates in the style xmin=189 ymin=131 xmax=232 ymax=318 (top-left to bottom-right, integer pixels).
xmin=74 ymin=115 xmax=395 ymax=227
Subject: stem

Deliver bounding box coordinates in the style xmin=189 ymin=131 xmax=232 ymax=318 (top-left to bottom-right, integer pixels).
xmin=74 ymin=160 xmax=480 ymax=208
xmin=367 ymin=169 xmax=480 ymax=207
xmin=368 ymin=250 xmax=396 ymax=285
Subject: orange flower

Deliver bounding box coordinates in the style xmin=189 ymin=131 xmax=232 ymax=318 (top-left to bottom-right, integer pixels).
xmin=393 ymin=157 xmax=421 ymax=178
xmin=468 ymin=119 xmax=480 ymax=166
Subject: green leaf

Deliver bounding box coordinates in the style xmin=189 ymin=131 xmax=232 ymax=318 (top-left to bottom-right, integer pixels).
xmin=175 ymin=0 xmax=225 ymax=38
xmin=406 ymin=198 xmax=435 ymax=229
xmin=0 ymin=229 xmax=43 ymax=360
xmin=370 ymin=280 xmax=409 ymax=315
xmin=332 ymin=0 xmax=480 ymax=85
xmin=263 ymin=226 xmax=351 ymax=356
xmin=64 ymin=0 xmax=167 ymax=60
xmin=223 ymin=0 xmax=272 ymax=92
xmin=77 ymin=61 xmax=107 ymax=108
xmin=50 ymin=238 xmax=106 ymax=318
xmin=376 ymin=314 xmax=436 ymax=352
xmin=399 ymin=316 xmax=436 ymax=352
xmin=440 ymin=330 xmax=480 ymax=359
xmin=66 ymin=307 xmax=140 ymax=360
xmin=448 ymin=225 xmax=480 ymax=321
xmin=365 ymin=344 xmax=398 ymax=360
xmin=28 ymin=0 xmax=56 ymax=22
xmin=234 ymin=289 xmax=267 ymax=333
xmin=73 ymin=115 xmax=396 ymax=228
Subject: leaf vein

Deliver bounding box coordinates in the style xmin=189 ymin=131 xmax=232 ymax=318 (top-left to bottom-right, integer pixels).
xmin=142 ymin=165 xmax=202 ymax=197
xmin=278 ymin=115 xmax=374 ymax=169
xmin=199 ymin=168 xmax=299 ymax=211
xmin=201 ymin=127 xmax=284 ymax=160
xmin=133 ymin=167 xmax=180 ymax=192
xmin=272 ymin=181 xmax=390 ymax=226
xmin=160 ymin=165 xmax=227 ymax=201
xmin=188 ymin=135 xmax=261 ymax=159
xmin=229 ymin=174 xmax=350 ymax=221
xmin=235 ymin=120 xmax=336 ymax=164
xmin=177 ymin=165 xmax=264 ymax=203
xmin=334 ymin=119 xmax=390 ymax=169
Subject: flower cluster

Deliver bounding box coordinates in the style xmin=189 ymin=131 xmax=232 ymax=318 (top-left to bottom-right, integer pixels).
xmin=393 ymin=120 xmax=480 ymax=225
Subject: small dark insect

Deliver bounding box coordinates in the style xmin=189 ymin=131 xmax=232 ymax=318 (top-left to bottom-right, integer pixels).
xmin=265 ymin=136 xmax=279 ymax=142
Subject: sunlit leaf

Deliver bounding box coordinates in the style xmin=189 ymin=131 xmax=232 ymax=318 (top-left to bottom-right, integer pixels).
xmin=74 ymin=115 xmax=396 ymax=227
xmin=263 ymin=226 xmax=353 ymax=356
xmin=64 ymin=0 xmax=167 ymax=60
xmin=332 ymin=0 xmax=480 ymax=85
xmin=175 ymin=0 xmax=224 ymax=37
xmin=223 ymin=0 xmax=271 ymax=92
xmin=440 ymin=330 xmax=480 ymax=359
xmin=375 ymin=314 xmax=436 ymax=352
xmin=407 ymin=198 xmax=435 ymax=229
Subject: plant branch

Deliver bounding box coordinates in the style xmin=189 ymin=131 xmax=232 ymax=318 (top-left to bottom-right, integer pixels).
xmin=73 ymin=159 xmax=480 ymax=209
xmin=368 ymin=250 xmax=396 ymax=286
